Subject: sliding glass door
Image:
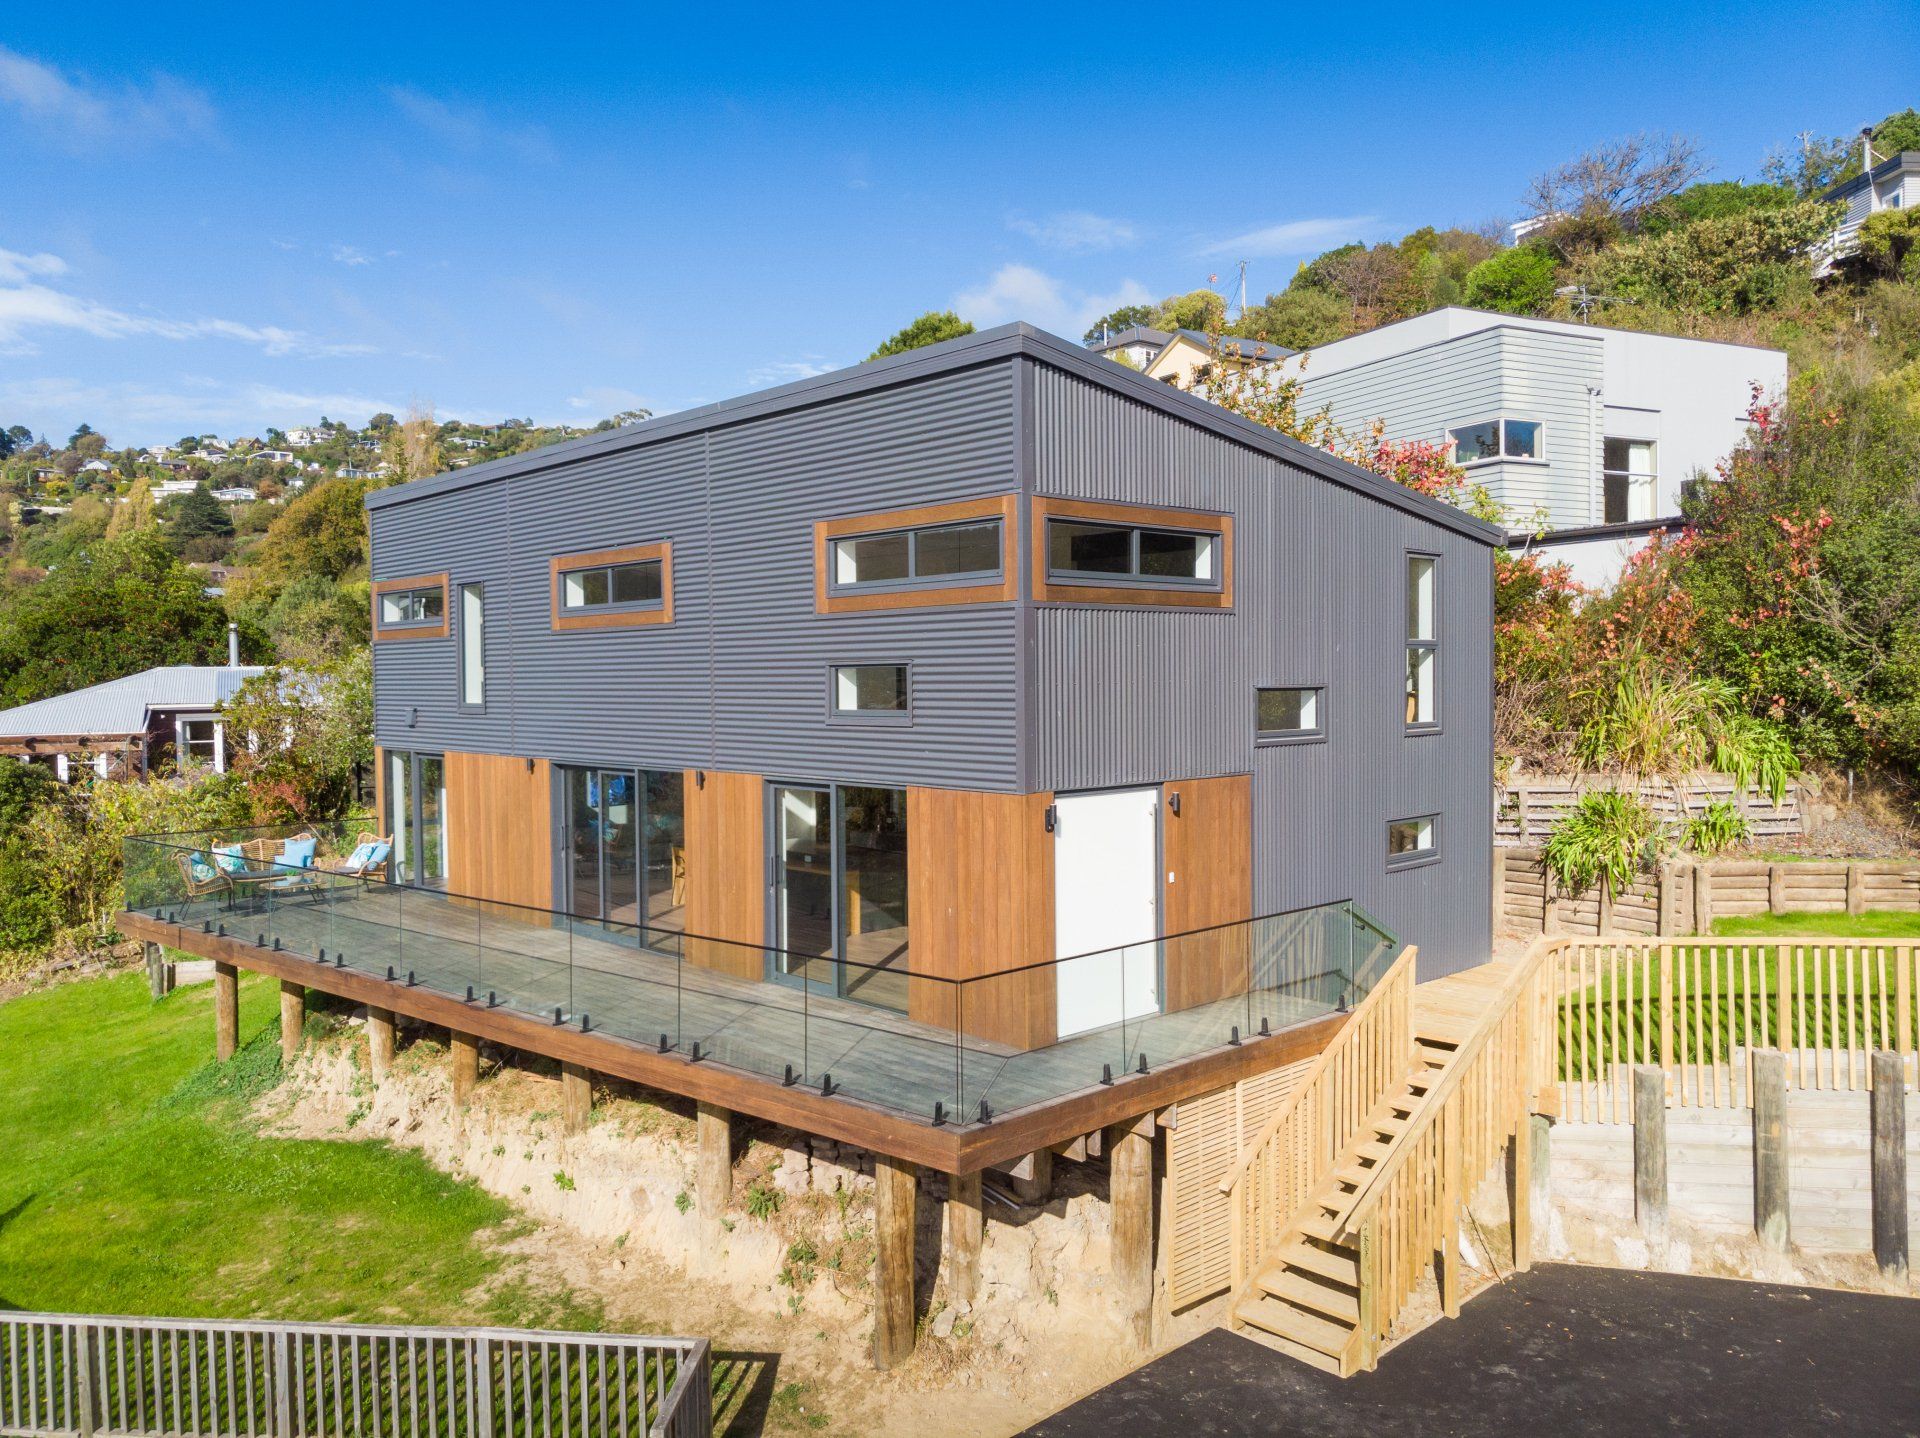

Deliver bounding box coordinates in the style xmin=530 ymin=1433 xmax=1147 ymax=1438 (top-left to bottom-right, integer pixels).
xmin=385 ymin=749 xmax=446 ymax=888
xmin=767 ymin=782 xmax=909 ymax=1013
xmin=562 ymin=766 xmax=686 ymax=933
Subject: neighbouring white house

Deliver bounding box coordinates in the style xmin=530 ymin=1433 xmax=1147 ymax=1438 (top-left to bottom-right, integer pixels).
xmin=152 ymin=479 xmax=199 ymax=499
xmin=337 ymin=465 xmax=376 ymax=478
xmin=1086 ymin=325 xmax=1295 ymax=386
xmin=79 ymin=459 xmax=113 ymax=474
xmin=1276 ymin=306 xmax=1787 ymax=588
xmin=253 ymin=449 xmax=297 ymax=464
xmin=210 ymin=487 xmax=259 ymax=503
xmin=1814 ymin=147 xmax=1919 ymax=275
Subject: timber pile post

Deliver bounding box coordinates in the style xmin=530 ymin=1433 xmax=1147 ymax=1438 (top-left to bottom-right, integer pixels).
xmin=1632 ymin=1066 xmax=1667 ymax=1249
xmin=1752 ymin=1049 xmax=1790 ymax=1252
xmin=561 ymin=1062 xmax=592 ymax=1135
xmin=450 ymin=1031 xmax=479 ymax=1108
xmin=367 ymin=1006 xmax=396 ymax=1081
xmin=213 ymin=961 xmax=239 ymax=1062
xmin=1110 ymin=1114 xmax=1156 ymax=1348
xmin=696 ymin=1101 xmax=732 ymax=1226
xmin=872 ymin=1153 xmax=918 ymax=1369
xmin=946 ymin=1169 xmax=984 ymax=1304
xmin=1871 ymin=1051 xmax=1909 ymax=1282
xmin=1011 ymin=1147 xmax=1053 ymax=1205
xmin=279 ymin=981 xmax=305 ymax=1066
xmin=145 ymin=942 xmax=176 ymax=999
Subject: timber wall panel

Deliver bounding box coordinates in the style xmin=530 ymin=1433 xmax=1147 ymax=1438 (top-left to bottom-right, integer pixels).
xmin=445 ymin=751 xmax=554 ymax=914
xmin=684 ymin=770 xmax=765 ymax=979
xmin=1162 ymin=774 xmax=1253 ymax=1013
xmin=906 ymin=786 xmax=1055 ymax=1049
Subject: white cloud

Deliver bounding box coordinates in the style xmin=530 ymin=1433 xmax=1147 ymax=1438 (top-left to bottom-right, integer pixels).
xmin=1198 ymin=215 xmax=1379 ymax=258
xmin=387 ymin=86 xmax=554 ymax=164
xmin=953 ymin=264 xmax=1153 ymax=340
xmin=0 ymin=45 xmax=215 ymax=151
xmin=0 ymin=248 xmax=375 ymax=358
xmin=1009 ymin=211 xmax=1139 ymax=252
xmin=745 ymin=357 xmax=836 ymax=389
xmin=565 ymin=385 xmax=655 ymax=416
xmin=330 ymin=245 xmax=373 ymax=267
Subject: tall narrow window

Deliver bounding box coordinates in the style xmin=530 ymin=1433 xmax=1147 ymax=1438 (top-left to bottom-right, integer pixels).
xmin=1602 ymin=439 xmax=1657 ymax=523
xmin=1406 ymin=554 xmax=1438 ymax=730
xmin=459 ymin=583 xmax=485 ymax=707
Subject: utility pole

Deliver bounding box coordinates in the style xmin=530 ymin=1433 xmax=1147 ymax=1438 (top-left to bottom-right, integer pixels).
xmin=1236 ymin=260 xmax=1248 ymax=322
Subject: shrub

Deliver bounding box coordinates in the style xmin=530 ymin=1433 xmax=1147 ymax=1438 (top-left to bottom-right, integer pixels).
xmin=1583 ymin=201 xmax=1838 ymax=314
xmin=1542 ymin=790 xmax=1662 ymax=896
xmin=743 ymin=1178 xmax=780 ymax=1222
xmin=1857 ymin=209 xmax=1920 ymax=283
xmin=1683 ymin=800 xmax=1750 ymax=857
xmin=1463 ymin=246 xmax=1559 ymax=314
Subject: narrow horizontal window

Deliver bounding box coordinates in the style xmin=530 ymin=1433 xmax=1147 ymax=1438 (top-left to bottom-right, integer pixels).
xmin=1256 ymin=686 xmax=1324 ymax=742
xmin=1047 ymin=519 xmax=1219 ymax=586
xmin=832 ymin=664 xmax=910 ymax=718
xmin=1447 ymin=417 xmax=1544 ymax=466
xmin=379 ymin=586 xmax=444 ymax=627
xmin=831 ymin=520 xmax=1002 ymax=589
xmin=1387 ymin=814 xmax=1438 ymax=868
xmin=562 ymin=558 xmax=663 ymax=611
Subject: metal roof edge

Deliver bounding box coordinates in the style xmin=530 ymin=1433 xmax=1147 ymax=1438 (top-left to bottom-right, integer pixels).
xmin=366 ymin=321 xmax=1502 ymax=545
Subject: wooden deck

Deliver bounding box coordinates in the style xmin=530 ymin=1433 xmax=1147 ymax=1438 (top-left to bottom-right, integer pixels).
xmin=129 ymin=885 xmax=1354 ymax=1170
xmin=1412 ymin=955 xmax=1524 ymax=1046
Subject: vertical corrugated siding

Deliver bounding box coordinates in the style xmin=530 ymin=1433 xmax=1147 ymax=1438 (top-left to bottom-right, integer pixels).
xmin=1030 ymin=363 xmax=1493 ymax=978
xmin=372 ymin=363 xmax=1022 ymax=789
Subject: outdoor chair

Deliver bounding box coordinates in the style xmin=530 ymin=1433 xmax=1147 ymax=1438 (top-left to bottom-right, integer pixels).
xmin=317 ymin=833 xmax=394 ymax=886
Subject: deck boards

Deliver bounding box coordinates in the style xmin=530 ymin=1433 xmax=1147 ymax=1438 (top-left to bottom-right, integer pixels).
xmin=1413 ymin=957 xmax=1521 ymax=1046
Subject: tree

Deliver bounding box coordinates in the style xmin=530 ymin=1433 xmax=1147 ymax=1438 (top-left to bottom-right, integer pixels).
xmin=0 ymin=533 xmax=249 ymax=707
xmin=1463 ymin=246 xmax=1559 ymax=314
xmin=221 ymin=650 xmax=372 ymax=822
xmin=381 ymin=402 xmax=444 ymax=483
xmin=1857 ymin=209 xmax=1920 ymax=283
xmin=1238 ymin=287 xmax=1351 ymax=349
xmin=165 ymin=482 xmax=234 ymax=548
xmin=104 ymin=476 xmax=156 ymax=539
xmin=1146 ymin=288 xmax=1226 ymax=334
xmin=1083 ymin=304 xmax=1156 ymax=341
xmin=868 ymin=311 xmax=976 ymax=360
xmin=1637 ymin=180 xmax=1797 ymax=237
xmin=1524 ymin=133 xmax=1706 ymax=229
xmin=1583 ymin=200 xmax=1836 ymax=314
xmin=246 ymin=477 xmax=372 ymax=587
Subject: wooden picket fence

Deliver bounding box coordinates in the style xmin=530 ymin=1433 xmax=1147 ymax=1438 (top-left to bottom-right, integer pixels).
xmin=1218 ymin=945 xmax=1418 ymax=1296
xmin=1550 ymin=938 xmax=1920 ymax=1124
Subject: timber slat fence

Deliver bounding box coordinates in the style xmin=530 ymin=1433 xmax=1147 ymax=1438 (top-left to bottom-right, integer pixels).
xmin=1551 ymin=938 xmax=1919 ymax=1124
xmin=0 ymin=1315 xmax=711 ymax=1438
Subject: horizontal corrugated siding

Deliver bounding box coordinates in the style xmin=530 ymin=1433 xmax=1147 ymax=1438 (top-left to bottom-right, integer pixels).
xmin=373 ymin=362 xmax=1022 ymax=790
xmin=1031 ymin=363 xmax=1493 ymax=978
xmin=1297 ymin=327 xmax=1602 ymax=529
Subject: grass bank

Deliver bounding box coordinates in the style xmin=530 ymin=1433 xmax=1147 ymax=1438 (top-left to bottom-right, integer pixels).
xmin=1710 ymin=909 xmax=1920 ymax=939
xmin=0 ymin=969 xmax=594 ymax=1326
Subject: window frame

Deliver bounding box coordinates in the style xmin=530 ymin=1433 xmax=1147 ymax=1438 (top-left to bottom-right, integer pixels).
xmin=1446 ymin=416 xmax=1548 ymax=468
xmin=827 ymin=519 xmax=1005 ymax=594
xmin=458 ymin=581 xmax=486 ymax=711
xmin=371 ymin=572 xmax=450 ymax=642
xmin=549 ymin=542 xmax=673 ymax=631
xmin=1405 ymin=551 xmax=1440 ymax=734
xmin=1031 ymin=496 xmax=1235 ymax=609
xmin=826 ymin=662 xmax=914 ymax=726
xmin=1254 ymin=685 xmax=1327 ymax=746
xmin=1045 ymin=519 xmax=1222 ymax=590
xmin=1601 ymin=437 xmax=1659 ymax=524
xmin=1386 ymin=813 xmax=1440 ymax=871
xmin=815 ymin=495 xmax=1019 ymax=615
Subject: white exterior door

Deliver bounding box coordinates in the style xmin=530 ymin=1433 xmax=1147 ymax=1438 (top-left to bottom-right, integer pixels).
xmin=1053 ymin=787 xmax=1161 ymax=1038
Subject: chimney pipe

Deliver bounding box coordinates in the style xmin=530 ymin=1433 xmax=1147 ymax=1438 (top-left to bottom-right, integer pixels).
xmin=227 ymin=622 xmax=239 ymax=667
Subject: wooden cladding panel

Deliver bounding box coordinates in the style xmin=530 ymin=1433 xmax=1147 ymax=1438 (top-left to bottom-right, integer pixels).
xmin=444 ymin=752 xmax=554 ymax=914
xmin=683 ymin=770 xmax=764 ymax=980
xmin=549 ymin=541 xmax=674 ymax=631
xmin=370 ymin=572 xmax=450 ymax=641
xmin=813 ymin=494 xmax=1020 ymax=615
xmin=1162 ymin=775 xmax=1254 ymax=1014
xmin=1031 ymin=496 xmax=1234 ymax=609
xmin=906 ymin=786 xmax=1055 ymax=1050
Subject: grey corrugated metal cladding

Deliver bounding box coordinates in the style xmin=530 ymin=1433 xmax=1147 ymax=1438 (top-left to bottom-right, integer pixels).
xmin=367 ymin=323 xmax=1498 ymax=976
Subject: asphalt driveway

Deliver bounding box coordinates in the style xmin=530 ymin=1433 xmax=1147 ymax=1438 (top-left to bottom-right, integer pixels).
xmin=1022 ymin=1265 xmax=1920 ymax=1437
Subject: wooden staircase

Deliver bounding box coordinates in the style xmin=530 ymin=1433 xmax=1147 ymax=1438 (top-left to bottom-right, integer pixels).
xmin=1230 ymin=1035 xmax=1459 ymax=1375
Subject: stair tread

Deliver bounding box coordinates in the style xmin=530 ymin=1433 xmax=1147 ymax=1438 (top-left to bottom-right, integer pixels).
xmin=1276 ymin=1239 xmax=1357 ymax=1284
xmin=1234 ymin=1295 xmax=1356 ymax=1355
xmin=1232 ymin=1321 xmax=1345 ymax=1376
xmin=1259 ymin=1267 xmax=1362 ymax=1323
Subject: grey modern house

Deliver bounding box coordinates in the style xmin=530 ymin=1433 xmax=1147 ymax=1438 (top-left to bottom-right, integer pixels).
xmin=363 ymin=320 xmax=1498 ymax=1038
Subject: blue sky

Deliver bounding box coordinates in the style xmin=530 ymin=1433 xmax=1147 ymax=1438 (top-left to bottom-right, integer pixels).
xmin=1 ymin=3 xmax=1913 ymax=446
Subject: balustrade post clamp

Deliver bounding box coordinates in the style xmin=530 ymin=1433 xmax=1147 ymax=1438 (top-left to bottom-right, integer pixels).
xmin=386 ymin=965 xmax=396 ymax=982
xmin=783 ymin=1063 xmax=797 ymax=1086
xmin=578 ymin=1013 xmax=591 ymax=1033
xmin=466 ymin=985 xmax=475 ymax=1003
xmin=690 ymin=1041 xmax=703 ymax=1062
xmin=1136 ymin=1053 xmax=1149 ymax=1075
xmin=1259 ymin=1016 xmax=1271 ymax=1037
xmin=932 ymin=1101 xmax=946 ymax=1126
xmin=820 ymin=1073 xmax=834 ymax=1097
xmin=658 ymin=1032 xmax=670 ymax=1053
xmin=1229 ymin=1025 xmax=1241 ymax=1046
xmin=487 ymin=990 xmax=497 ymax=1007
xmin=406 ymin=969 xmax=417 ymax=987
xmin=551 ymin=1006 xmax=563 ymax=1024
xmin=978 ymin=1099 xmax=993 ymax=1124
xmin=1101 ymin=1063 xmax=1114 ymax=1086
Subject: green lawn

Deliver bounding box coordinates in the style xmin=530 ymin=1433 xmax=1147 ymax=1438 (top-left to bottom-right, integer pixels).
xmin=0 ymin=970 xmax=594 ymax=1326
xmin=1711 ymin=909 xmax=1920 ymax=939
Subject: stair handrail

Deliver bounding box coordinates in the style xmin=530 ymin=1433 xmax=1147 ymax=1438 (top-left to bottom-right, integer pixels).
xmin=1333 ymin=935 xmax=1567 ymax=1363
xmin=1217 ymin=942 xmax=1419 ymax=1290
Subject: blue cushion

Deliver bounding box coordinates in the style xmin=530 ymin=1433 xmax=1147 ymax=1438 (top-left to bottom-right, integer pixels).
xmin=275 ymin=836 xmax=317 ymax=873
xmin=343 ymin=841 xmax=377 ymax=869
xmin=187 ymin=854 xmax=218 ymax=884
xmin=213 ymin=843 xmax=248 ymax=874
xmin=364 ymin=841 xmax=392 ymax=867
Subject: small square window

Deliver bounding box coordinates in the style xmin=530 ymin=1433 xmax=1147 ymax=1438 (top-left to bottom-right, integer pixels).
xmin=1387 ymin=815 xmax=1438 ymax=868
xmin=832 ymin=664 xmax=910 ymax=717
xmin=1502 ymin=420 xmax=1541 ymax=459
xmin=1256 ymin=686 xmax=1324 ymax=742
